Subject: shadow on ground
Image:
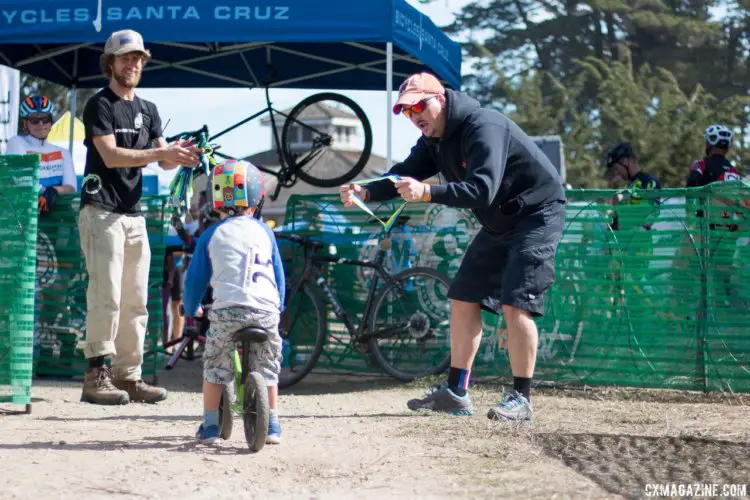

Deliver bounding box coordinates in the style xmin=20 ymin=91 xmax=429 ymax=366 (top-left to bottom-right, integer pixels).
xmin=535 ymin=432 xmax=750 ymax=500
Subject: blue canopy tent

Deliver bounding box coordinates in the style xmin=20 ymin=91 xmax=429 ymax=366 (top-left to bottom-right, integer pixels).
xmin=0 ymin=0 xmax=461 ymax=167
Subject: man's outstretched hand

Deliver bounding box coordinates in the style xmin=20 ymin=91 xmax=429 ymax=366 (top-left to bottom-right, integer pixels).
xmin=394 ymin=177 xmax=427 ymax=202
xmin=339 ymin=183 xmax=368 ymax=207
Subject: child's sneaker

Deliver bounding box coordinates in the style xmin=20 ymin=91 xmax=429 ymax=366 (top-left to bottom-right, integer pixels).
xmin=195 ymin=423 xmax=221 ymax=445
xmin=266 ymin=413 xmax=281 ymax=444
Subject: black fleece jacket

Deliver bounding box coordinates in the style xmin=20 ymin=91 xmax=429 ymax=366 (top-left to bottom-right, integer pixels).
xmin=366 ymin=90 xmax=565 ymax=233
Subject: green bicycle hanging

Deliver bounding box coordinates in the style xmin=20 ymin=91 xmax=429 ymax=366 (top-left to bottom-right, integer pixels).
xmin=167 ymin=125 xmax=220 ymax=218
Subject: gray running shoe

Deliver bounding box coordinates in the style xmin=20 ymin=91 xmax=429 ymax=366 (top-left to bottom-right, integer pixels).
xmin=407 ymin=383 xmax=474 ymax=415
xmin=487 ymin=390 xmax=533 ymax=423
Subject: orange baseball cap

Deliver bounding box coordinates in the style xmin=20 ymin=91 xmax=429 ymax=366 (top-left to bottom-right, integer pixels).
xmin=392 ymin=72 xmax=445 ymax=114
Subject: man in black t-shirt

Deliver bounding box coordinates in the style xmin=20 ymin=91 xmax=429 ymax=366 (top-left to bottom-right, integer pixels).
xmin=78 ymin=29 xmax=201 ymax=405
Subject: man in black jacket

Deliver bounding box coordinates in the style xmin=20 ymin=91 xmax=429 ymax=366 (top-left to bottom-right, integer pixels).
xmin=340 ymin=73 xmax=566 ymax=423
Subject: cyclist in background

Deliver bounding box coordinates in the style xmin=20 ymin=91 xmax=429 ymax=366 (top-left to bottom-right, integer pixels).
xmin=5 ymin=95 xmax=78 ymax=370
xmin=5 ymin=95 xmax=77 ymax=214
xmin=604 ymin=141 xmax=661 ymax=231
xmin=687 ymin=125 xmax=740 ymax=187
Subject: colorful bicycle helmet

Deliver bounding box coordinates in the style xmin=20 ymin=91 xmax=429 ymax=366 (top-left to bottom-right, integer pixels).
xmin=20 ymin=95 xmax=55 ymax=118
xmin=605 ymin=141 xmax=635 ymax=169
xmin=211 ymin=159 xmax=265 ymax=214
xmin=704 ymin=124 xmax=733 ymax=149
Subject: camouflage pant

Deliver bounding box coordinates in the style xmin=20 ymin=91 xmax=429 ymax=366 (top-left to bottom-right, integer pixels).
xmin=203 ymin=306 xmax=282 ymax=386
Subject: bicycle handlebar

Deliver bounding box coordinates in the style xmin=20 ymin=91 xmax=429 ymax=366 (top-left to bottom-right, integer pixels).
xmin=166 ymin=124 xmax=209 ymax=144
xmin=276 ymin=232 xmax=323 ymax=249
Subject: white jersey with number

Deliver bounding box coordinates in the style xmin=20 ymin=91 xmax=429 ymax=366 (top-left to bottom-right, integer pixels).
xmin=5 ymin=134 xmax=77 ymax=191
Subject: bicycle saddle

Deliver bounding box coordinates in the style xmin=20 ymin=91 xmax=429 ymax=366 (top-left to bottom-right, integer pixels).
xmin=234 ymin=326 xmax=270 ymax=344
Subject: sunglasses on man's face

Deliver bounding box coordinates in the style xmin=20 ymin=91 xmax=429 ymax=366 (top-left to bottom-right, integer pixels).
xmin=401 ymin=95 xmax=437 ymax=118
xmin=27 ymin=116 xmax=52 ymax=125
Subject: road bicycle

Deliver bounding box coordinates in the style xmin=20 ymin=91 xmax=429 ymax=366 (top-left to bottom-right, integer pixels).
xmin=166 ymin=87 xmax=373 ymax=202
xmin=276 ymin=216 xmax=453 ymax=389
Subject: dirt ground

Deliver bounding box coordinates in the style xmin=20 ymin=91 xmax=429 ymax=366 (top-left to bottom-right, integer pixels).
xmin=2 ymin=361 xmax=749 ymax=500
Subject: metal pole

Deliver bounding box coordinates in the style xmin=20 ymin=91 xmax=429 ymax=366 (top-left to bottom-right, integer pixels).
xmin=386 ymin=42 xmax=393 ymax=169
xmin=68 ymin=86 xmax=77 ymax=154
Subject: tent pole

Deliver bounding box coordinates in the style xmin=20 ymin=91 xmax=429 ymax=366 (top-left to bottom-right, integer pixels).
xmin=386 ymin=42 xmax=393 ymax=169
xmin=68 ymin=85 xmax=77 ymax=154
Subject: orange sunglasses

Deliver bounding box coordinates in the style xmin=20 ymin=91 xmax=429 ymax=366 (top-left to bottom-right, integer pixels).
xmin=400 ymin=95 xmax=437 ymax=118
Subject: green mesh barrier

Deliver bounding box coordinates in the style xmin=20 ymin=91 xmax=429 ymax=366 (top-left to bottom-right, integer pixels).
xmin=280 ymin=183 xmax=750 ymax=392
xmin=34 ymin=194 xmax=170 ymax=379
xmin=0 ymin=155 xmax=40 ymax=405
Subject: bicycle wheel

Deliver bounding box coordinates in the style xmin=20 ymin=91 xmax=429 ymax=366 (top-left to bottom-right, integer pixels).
xmin=279 ymin=283 xmax=327 ymax=389
xmin=243 ymin=371 xmax=269 ymax=453
xmin=218 ymin=385 xmax=233 ymax=440
xmin=368 ymin=267 xmax=452 ymax=382
xmin=281 ymin=92 xmax=372 ymax=187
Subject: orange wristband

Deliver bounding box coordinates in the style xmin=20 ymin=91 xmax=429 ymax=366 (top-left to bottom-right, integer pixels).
xmin=421 ymin=183 xmax=431 ymax=202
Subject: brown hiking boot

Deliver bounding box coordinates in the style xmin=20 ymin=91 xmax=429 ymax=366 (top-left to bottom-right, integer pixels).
xmin=81 ymin=366 xmax=130 ymax=405
xmin=113 ymin=378 xmax=168 ymax=404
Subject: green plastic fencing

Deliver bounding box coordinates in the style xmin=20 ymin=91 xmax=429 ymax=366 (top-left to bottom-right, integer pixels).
xmin=0 ymin=155 xmax=40 ymax=405
xmin=34 ymin=195 xmax=170 ymax=379
xmin=279 ymin=182 xmax=750 ymax=393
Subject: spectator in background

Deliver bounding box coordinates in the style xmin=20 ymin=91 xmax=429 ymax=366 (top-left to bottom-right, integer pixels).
xmin=5 ymin=95 xmax=78 ymax=370
xmin=5 ymin=95 xmax=77 ymax=214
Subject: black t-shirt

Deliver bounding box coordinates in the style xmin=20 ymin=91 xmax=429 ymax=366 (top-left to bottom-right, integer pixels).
xmin=80 ymin=87 xmax=162 ymax=215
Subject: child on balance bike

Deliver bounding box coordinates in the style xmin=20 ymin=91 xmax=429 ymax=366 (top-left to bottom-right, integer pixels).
xmin=183 ymin=159 xmax=286 ymax=445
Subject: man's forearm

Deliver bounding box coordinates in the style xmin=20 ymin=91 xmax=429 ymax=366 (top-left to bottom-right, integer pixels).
xmin=105 ymin=146 xmax=166 ymax=168
xmin=54 ymin=185 xmax=76 ymax=194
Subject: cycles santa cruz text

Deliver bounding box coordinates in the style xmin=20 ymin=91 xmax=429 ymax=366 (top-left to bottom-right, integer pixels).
xmin=1 ymin=5 xmax=290 ymax=25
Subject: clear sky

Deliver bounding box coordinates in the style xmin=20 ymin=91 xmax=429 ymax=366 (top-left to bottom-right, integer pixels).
xmin=132 ymin=0 xmax=471 ymax=185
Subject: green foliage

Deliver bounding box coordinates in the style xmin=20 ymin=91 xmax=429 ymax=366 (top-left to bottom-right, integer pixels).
xmin=421 ymin=0 xmax=750 ymax=187
xmin=486 ymin=48 xmax=750 ymax=187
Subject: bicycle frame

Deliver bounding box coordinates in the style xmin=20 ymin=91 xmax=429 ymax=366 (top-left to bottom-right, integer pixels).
xmin=282 ymin=233 xmax=406 ymax=344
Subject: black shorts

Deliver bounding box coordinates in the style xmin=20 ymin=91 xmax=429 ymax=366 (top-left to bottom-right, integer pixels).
xmin=448 ymin=200 xmax=565 ymax=317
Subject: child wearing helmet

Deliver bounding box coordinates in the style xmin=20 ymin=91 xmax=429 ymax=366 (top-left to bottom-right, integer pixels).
xmin=687 ymin=124 xmax=741 ymax=187
xmin=5 ymin=95 xmax=77 ymax=214
xmin=183 ymin=160 xmax=286 ymax=445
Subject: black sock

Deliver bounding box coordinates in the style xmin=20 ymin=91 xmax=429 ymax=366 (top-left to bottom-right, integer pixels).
xmin=88 ymin=356 xmax=105 ymax=369
xmin=448 ymin=367 xmax=470 ymax=397
xmin=513 ymin=377 xmax=532 ymax=401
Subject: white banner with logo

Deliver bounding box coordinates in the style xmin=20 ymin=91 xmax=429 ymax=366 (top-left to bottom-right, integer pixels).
xmin=0 ymin=65 xmax=20 ymax=154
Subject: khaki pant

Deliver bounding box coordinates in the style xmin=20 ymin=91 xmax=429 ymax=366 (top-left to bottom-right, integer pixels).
xmin=78 ymin=205 xmax=151 ymax=381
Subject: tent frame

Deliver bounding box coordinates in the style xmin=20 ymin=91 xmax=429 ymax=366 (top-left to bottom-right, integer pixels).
xmin=47 ymin=40 xmax=412 ymax=171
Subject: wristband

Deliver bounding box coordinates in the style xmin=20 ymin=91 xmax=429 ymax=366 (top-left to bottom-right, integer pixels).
xmin=421 ymin=183 xmax=431 ymax=202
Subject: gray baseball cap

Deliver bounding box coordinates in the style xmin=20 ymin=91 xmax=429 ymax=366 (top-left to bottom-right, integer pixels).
xmin=104 ymin=29 xmax=151 ymax=57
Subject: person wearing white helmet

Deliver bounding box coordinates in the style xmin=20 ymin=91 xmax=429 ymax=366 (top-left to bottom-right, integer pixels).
xmin=687 ymin=124 xmax=741 ymax=187
xmin=5 ymin=95 xmax=77 ymax=214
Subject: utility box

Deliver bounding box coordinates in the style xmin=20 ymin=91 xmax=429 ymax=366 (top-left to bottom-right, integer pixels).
xmin=532 ymin=135 xmax=565 ymax=183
